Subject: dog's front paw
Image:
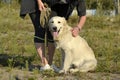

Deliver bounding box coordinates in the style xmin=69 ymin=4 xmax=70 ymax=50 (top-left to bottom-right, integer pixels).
xmin=59 ymin=70 xmax=64 ymax=73
xmin=59 ymin=69 xmax=69 ymax=74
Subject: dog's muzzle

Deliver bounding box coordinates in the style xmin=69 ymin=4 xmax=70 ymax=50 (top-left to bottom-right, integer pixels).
xmin=51 ymin=27 xmax=61 ymax=40
xmin=52 ymin=27 xmax=57 ymax=32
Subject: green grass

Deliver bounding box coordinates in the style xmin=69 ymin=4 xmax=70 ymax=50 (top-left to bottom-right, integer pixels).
xmin=0 ymin=3 xmax=120 ymax=80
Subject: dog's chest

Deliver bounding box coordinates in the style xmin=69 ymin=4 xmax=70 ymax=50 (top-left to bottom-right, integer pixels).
xmin=55 ymin=40 xmax=72 ymax=50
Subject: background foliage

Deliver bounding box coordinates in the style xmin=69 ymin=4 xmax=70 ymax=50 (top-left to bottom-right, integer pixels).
xmin=0 ymin=0 xmax=120 ymax=80
xmin=0 ymin=0 xmax=116 ymax=10
xmin=86 ymin=0 xmax=115 ymax=10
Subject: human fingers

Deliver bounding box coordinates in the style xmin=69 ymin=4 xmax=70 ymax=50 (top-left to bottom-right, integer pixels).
xmin=71 ymin=27 xmax=80 ymax=37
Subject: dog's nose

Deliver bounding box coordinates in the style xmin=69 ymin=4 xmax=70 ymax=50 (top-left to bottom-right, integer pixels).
xmin=53 ymin=27 xmax=57 ymax=31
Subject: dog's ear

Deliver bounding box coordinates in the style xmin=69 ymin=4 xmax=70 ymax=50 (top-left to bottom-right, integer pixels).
xmin=62 ymin=17 xmax=67 ymax=26
xmin=48 ymin=19 xmax=52 ymax=31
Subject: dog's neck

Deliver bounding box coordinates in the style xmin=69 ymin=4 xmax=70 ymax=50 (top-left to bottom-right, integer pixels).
xmin=54 ymin=25 xmax=73 ymax=48
xmin=56 ymin=25 xmax=71 ymax=41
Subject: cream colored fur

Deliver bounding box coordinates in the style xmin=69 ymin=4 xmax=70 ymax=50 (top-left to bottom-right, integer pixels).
xmin=48 ymin=16 xmax=97 ymax=73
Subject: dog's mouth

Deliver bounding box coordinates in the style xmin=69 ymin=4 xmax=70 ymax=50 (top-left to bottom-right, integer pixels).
xmin=51 ymin=27 xmax=61 ymax=39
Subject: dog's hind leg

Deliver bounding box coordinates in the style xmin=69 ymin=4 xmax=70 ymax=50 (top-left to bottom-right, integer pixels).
xmin=69 ymin=68 xmax=79 ymax=73
xmin=79 ymin=60 xmax=97 ymax=72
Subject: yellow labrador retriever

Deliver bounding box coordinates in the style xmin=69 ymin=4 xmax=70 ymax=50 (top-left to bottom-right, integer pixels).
xmin=48 ymin=16 xmax=97 ymax=73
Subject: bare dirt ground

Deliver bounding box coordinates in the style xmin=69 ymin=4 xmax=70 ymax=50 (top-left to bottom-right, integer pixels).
xmin=0 ymin=67 xmax=120 ymax=80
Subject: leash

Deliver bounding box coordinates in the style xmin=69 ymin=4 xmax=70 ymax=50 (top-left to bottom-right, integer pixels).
xmin=40 ymin=3 xmax=52 ymax=47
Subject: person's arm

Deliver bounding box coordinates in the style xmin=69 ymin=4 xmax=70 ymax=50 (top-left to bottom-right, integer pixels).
xmin=71 ymin=15 xmax=86 ymax=37
xmin=37 ymin=0 xmax=46 ymax=11
xmin=72 ymin=0 xmax=86 ymax=37
xmin=77 ymin=15 xmax=86 ymax=30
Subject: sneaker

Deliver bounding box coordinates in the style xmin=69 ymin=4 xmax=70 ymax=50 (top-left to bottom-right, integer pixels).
xmin=51 ymin=64 xmax=60 ymax=72
xmin=40 ymin=64 xmax=52 ymax=71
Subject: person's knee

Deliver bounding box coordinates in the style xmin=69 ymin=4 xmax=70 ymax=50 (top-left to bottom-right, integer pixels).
xmin=34 ymin=36 xmax=45 ymax=43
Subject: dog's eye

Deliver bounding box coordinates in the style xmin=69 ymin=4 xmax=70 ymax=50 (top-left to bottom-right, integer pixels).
xmin=51 ymin=21 xmax=54 ymax=23
xmin=58 ymin=21 xmax=61 ymax=23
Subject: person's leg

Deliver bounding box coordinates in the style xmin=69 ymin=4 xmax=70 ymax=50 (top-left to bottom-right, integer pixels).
xmin=47 ymin=42 xmax=55 ymax=65
xmin=34 ymin=43 xmax=48 ymax=66
xmin=29 ymin=11 xmax=49 ymax=67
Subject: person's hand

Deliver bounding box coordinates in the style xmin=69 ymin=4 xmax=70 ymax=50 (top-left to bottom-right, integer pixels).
xmin=37 ymin=0 xmax=46 ymax=11
xmin=71 ymin=26 xmax=81 ymax=37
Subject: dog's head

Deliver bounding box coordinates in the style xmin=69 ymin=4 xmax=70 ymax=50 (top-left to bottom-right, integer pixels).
xmin=48 ymin=16 xmax=68 ymax=40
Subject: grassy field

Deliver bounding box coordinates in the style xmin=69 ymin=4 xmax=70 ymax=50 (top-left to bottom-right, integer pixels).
xmin=0 ymin=2 xmax=120 ymax=80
